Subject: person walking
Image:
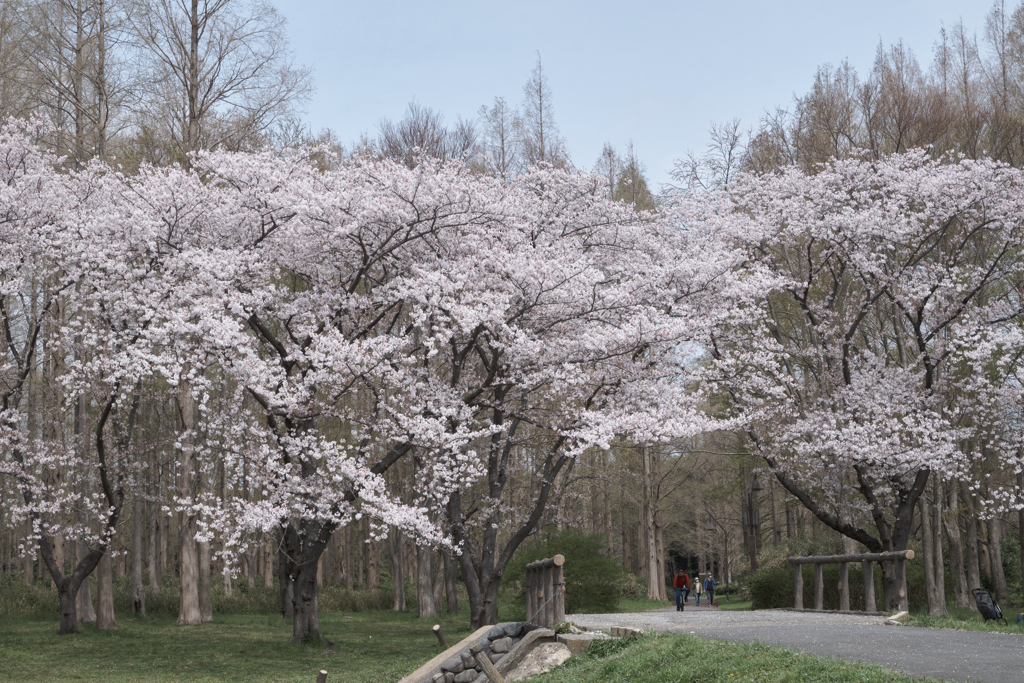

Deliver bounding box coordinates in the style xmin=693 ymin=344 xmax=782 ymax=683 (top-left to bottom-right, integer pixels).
xmin=673 ymin=569 xmax=690 ymax=611
xmin=704 ymin=573 xmax=717 ymax=607
xmin=694 ymin=573 xmax=703 ymax=606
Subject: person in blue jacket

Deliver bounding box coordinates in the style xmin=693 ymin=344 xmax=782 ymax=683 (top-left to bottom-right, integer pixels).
xmin=704 ymin=573 xmax=717 ymax=607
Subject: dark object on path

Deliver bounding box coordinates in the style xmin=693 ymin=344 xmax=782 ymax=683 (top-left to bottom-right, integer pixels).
xmin=972 ymin=588 xmax=1008 ymax=625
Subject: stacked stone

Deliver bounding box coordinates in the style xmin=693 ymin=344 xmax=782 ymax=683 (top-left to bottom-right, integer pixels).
xmin=431 ymin=622 xmax=525 ymax=683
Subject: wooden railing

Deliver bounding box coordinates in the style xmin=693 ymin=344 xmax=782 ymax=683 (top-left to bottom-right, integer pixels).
xmin=788 ymin=550 xmax=914 ymax=612
xmin=525 ymin=554 xmax=565 ymax=628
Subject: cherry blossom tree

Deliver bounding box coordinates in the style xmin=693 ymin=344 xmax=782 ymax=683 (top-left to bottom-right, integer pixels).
xmin=128 ymin=149 xmax=735 ymax=638
xmin=685 ymin=151 xmax=1024 ymax=609
xmin=0 ymin=120 xmax=165 ymax=634
xmin=1 ymin=118 xmax=736 ymax=639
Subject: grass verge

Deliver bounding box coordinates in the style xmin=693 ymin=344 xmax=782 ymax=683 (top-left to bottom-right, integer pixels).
xmin=717 ymin=599 xmax=754 ymax=611
xmin=541 ymin=632 xmax=938 ymax=683
xmin=0 ymin=610 xmax=475 ymax=683
xmin=905 ymin=605 xmax=1024 ymax=635
xmin=613 ymin=597 xmax=672 ymax=612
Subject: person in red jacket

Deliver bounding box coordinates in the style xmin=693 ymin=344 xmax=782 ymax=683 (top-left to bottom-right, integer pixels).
xmin=673 ymin=569 xmax=690 ymax=611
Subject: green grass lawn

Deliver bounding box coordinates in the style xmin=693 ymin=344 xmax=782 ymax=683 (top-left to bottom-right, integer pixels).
xmin=0 ymin=612 xmax=938 ymax=683
xmin=717 ymin=599 xmax=754 ymax=611
xmin=0 ymin=610 xmax=476 ymax=683
xmin=541 ymin=632 xmax=938 ymax=683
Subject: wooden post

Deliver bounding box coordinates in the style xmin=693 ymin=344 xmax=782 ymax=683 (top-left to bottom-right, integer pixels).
xmin=862 ymin=560 xmax=876 ymax=612
xmin=838 ymin=562 xmax=849 ymax=611
xmin=471 ymin=643 xmax=506 ymax=683
xmin=525 ymin=570 xmax=534 ymax=624
xmin=553 ymin=555 xmax=565 ymax=623
xmin=525 ymin=555 xmax=565 ymax=627
xmin=897 ymin=559 xmax=909 ymax=611
xmin=432 ymin=623 xmax=448 ymax=649
xmin=542 ymin=565 xmax=553 ymax=627
xmin=814 ymin=563 xmax=823 ymax=611
xmin=316 ymin=671 xmax=327 ymax=683
xmin=794 ymin=564 xmax=803 ymax=609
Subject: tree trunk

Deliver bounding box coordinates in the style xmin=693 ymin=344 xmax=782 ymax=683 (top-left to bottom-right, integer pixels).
xmin=148 ymin=490 xmax=161 ymax=593
xmin=770 ymin=482 xmax=781 ymax=545
xmin=76 ymin=540 xmax=96 ymax=623
xmin=264 ymin=537 xmax=274 ymax=589
xmin=367 ymin=526 xmax=379 ymax=589
xmin=177 ymin=509 xmax=201 ymax=625
xmin=23 ymin=522 xmax=33 ymax=586
xmin=131 ymin=498 xmax=146 ymax=617
xmin=604 ymin=456 xmax=614 ymax=555
xmin=989 ymin=515 xmax=1010 ymax=605
xmin=1019 ymin=472 xmax=1024 ymax=606
xmin=58 ymin=581 xmax=81 ymax=634
xmin=417 ymin=543 xmax=436 ymax=618
xmin=961 ymin=481 xmax=981 ymax=596
xmin=279 ymin=530 xmax=294 ymax=619
xmin=291 ymin=560 xmax=322 ymax=644
xmin=881 ymin=558 xmax=908 ymax=612
xmin=199 ymin=539 xmax=212 ymax=622
xmin=279 ymin=517 xmax=333 ymax=645
xmin=96 ymin=552 xmax=117 ymax=630
xmin=442 ymin=548 xmax=459 ymax=612
xmin=655 ymin=515 xmax=666 ymax=599
xmin=944 ymin=483 xmax=970 ymax=608
xmin=177 ymin=382 xmax=201 ymax=626
xmin=931 ymin=481 xmax=947 ymax=616
xmin=390 ymin=528 xmax=406 ymax=612
xmin=642 ymin=447 xmax=661 ymax=599
xmin=920 ymin=491 xmax=940 ymax=615
xmin=51 ymin=536 xmax=64 ymax=588
xmin=344 ymin=526 xmax=354 ymax=590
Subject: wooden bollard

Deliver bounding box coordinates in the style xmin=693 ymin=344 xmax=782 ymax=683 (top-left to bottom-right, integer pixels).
xmin=433 ymin=623 xmax=448 ymax=649
xmin=316 ymin=671 xmax=328 ymax=683
xmin=470 ymin=643 xmax=505 ymax=683
xmin=813 ymin=563 xmax=823 ymax=611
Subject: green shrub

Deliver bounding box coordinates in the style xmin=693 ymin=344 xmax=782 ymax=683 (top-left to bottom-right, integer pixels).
xmin=505 ymin=528 xmax=626 ymax=614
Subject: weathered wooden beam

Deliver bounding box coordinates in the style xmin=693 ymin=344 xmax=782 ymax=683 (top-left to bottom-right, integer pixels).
xmin=471 ymin=643 xmax=506 ymax=683
xmin=788 ymin=550 xmax=914 ymax=565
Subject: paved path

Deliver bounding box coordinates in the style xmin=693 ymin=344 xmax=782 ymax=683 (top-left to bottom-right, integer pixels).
xmin=571 ymin=609 xmax=1024 ymax=682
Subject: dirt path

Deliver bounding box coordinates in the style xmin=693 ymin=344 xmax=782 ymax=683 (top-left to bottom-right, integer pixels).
xmin=570 ymin=610 xmax=1024 ymax=682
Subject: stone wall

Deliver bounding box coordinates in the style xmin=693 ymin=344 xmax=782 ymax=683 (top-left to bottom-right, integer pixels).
xmin=399 ymin=621 xmax=541 ymax=683
xmin=430 ymin=622 xmax=530 ymax=683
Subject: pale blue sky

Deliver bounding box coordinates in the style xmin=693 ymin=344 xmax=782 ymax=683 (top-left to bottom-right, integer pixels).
xmin=274 ymin=0 xmax=994 ymax=187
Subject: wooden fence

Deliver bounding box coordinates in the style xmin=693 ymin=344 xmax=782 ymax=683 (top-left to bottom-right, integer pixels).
xmin=525 ymin=554 xmax=565 ymax=628
xmin=788 ymin=549 xmax=914 ymax=612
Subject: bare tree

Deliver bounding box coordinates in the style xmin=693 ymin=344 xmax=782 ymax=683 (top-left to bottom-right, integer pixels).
xmin=671 ymin=119 xmax=744 ymax=193
xmin=478 ymin=96 xmax=520 ymax=181
xmin=613 ymin=142 xmax=655 ymax=210
xmin=22 ymin=0 xmax=133 ymax=165
xmin=376 ymin=101 xmax=477 ymax=168
xmin=519 ymin=53 xmax=566 ymax=167
xmin=132 ymin=0 xmax=312 ymax=165
xmin=593 ymin=143 xmax=619 ymax=198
